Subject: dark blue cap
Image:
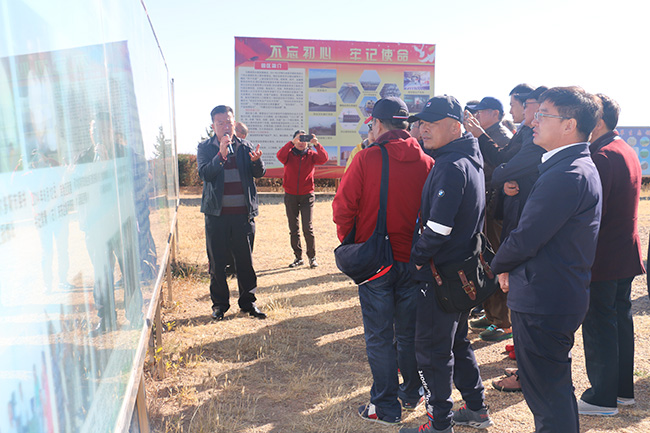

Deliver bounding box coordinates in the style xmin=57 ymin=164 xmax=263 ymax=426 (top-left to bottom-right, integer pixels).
xmin=408 ymin=95 xmax=462 ymax=123
xmin=467 ymin=96 xmax=504 ymax=113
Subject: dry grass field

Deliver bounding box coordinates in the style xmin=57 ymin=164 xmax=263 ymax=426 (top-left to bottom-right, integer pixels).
xmin=145 ymin=189 xmax=650 ymax=433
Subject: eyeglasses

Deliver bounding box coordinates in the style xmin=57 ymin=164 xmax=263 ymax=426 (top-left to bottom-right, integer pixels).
xmin=534 ymin=111 xmax=570 ymax=121
xmin=367 ymin=121 xmax=373 ymax=131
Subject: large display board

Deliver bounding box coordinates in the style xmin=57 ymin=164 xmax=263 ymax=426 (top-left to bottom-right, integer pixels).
xmin=617 ymin=127 xmax=650 ymax=175
xmin=235 ymin=37 xmax=435 ymax=178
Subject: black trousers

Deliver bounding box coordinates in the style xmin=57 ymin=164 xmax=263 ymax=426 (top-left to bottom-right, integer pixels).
xmin=415 ymin=282 xmax=485 ymax=430
xmin=512 ymin=310 xmax=585 ymax=433
xmin=205 ymin=213 xmax=257 ymax=311
xmin=284 ymin=193 xmax=315 ymax=260
xmin=581 ymin=278 xmax=635 ymax=407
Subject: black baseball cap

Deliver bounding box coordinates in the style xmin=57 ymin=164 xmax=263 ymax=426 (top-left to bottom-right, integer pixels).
xmin=467 ymin=96 xmax=504 ymax=114
xmin=408 ymin=95 xmax=462 ymax=123
xmin=364 ymin=97 xmax=409 ymax=124
xmin=524 ymin=86 xmax=549 ymax=102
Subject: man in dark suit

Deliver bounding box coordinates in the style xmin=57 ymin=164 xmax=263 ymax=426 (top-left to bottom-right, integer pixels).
xmin=491 ymin=87 xmax=602 ymax=433
xmin=578 ymin=94 xmax=645 ymax=416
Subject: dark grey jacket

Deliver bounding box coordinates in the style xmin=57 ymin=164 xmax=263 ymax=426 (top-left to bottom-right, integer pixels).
xmin=197 ymin=135 xmax=266 ymax=217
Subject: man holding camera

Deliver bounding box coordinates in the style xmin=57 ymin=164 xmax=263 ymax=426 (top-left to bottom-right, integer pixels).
xmin=277 ymin=131 xmax=328 ymax=268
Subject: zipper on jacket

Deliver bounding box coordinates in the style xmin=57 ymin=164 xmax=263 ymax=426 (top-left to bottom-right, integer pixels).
xmin=296 ymin=154 xmax=302 ymax=195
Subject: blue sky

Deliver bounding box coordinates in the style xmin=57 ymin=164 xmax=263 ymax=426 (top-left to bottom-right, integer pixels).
xmin=145 ymin=0 xmax=650 ymax=154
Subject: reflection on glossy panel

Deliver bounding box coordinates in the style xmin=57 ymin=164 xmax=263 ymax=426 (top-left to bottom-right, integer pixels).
xmin=0 ymin=1 xmax=176 ymax=432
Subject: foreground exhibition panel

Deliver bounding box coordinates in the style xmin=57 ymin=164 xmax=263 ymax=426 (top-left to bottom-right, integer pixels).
xmin=0 ymin=1 xmax=178 ymax=432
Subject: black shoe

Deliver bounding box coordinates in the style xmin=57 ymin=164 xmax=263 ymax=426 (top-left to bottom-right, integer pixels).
xmin=289 ymin=258 xmax=304 ymax=268
xmin=211 ymin=307 xmax=225 ymax=321
xmin=241 ymin=304 xmax=267 ymax=319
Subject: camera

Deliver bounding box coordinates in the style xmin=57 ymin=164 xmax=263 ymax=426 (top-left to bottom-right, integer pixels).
xmin=299 ymin=134 xmax=314 ymax=142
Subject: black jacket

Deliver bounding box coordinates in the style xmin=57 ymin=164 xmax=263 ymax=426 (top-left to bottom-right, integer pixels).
xmin=411 ymin=133 xmax=485 ymax=281
xmin=197 ymin=135 xmax=266 ymax=217
xmin=490 ymin=132 xmax=545 ymax=240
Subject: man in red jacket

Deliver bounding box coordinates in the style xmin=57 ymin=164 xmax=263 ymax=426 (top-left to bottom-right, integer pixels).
xmin=333 ymin=97 xmax=434 ymax=426
xmin=578 ymin=94 xmax=645 ymax=416
xmin=276 ymin=131 xmax=328 ymax=268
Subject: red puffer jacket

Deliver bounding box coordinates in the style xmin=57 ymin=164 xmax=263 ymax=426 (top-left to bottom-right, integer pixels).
xmin=277 ymin=141 xmax=329 ymax=195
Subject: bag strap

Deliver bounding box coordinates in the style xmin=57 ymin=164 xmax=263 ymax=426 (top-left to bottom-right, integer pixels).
xmin=342 ymin=141 xmax=390 ymax=241
xmin=375 ymin=143 xmax=390 ymax=235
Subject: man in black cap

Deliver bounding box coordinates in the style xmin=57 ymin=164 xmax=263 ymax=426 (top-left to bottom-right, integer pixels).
xmin=401 ymin=96 xmax=493 ymax=433
xmin=334 ymin=97 xmax=433 ymax=426
xmin=468 ymin=96 xmax=512 ymax=147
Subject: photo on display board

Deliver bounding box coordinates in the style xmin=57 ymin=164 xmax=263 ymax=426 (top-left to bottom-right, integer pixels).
xmin=359 ymin=69 xmax=381 ymax=91
xmin=308 ymin=92 xmax=336 ymax=112
xmin=379 ymin=83 xmax=401 ymax=99
xmin=338 ymin=109 xmax=360 ymax=129
xmin=404 ymin=94 xmax=429 ymax=113
xmin=404 ymin=71 xmax=430 ymax=90
xmin=340 ymin=145 xmax=356 ymax=167
xmin=309 ymin=68 xmax=337 ymax=88
xmin=359 ymin=96 xmax=377 ymax=117
xmin=308 ymin=116 xmax=336 ymax=136
xmin=323 ymin=146 xmax=338 ymax=166
xmin=338 ymin=83 xmax=361 ymax=103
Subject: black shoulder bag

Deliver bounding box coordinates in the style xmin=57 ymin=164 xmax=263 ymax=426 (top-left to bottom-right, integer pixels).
xmin=334 ymin=144 xmax=393 ymax=285
xmin=429 ymin=232 xmax=499 ymax=313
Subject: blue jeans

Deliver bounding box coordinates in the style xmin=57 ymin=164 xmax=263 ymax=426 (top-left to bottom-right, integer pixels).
xmin=358 ymin=261 xmax=420 ymax=419
xmin=581 ymin=277 xmax=635 ymax=407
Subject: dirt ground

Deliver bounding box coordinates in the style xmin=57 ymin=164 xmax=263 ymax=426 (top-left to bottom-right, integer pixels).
xmin=145 ymin=190 xmax=650 ymax=433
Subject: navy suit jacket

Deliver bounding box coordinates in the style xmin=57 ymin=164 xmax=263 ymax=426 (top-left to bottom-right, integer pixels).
xmin=491 ymin=143 xmax=602 ymax=316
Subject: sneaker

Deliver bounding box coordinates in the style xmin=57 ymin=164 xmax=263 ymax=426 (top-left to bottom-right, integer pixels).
xmin=577 ymin=399 xmax=618 ymax=416
xmin=479 ymin=325 xmax=513 ymax=341
xmin=400 ymin=421 xmax=453 ymax=433
xmin=288 ymin=258 xmax=304 ymax=268
xmin=470 ymin=305 xmax=484 ymax=317
xmin=617 ymin=397 xmax=635 ymax=406
xmin=401 ymin=396 xmax=425 ymax=411
xmin=309 ymin=257 xmax=318 ymax=268
xmin=504 ymin=367 xmax=518 ymax=377
xmin=452 ymin=404 xmax=494 ymax=429
xmin=492 ymin=374 xmax=522 ymax=392
xmin=469 ymin=315 xmax=491 ymax=329
xmin=358 ymin=403 xmax=401 ymax=425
